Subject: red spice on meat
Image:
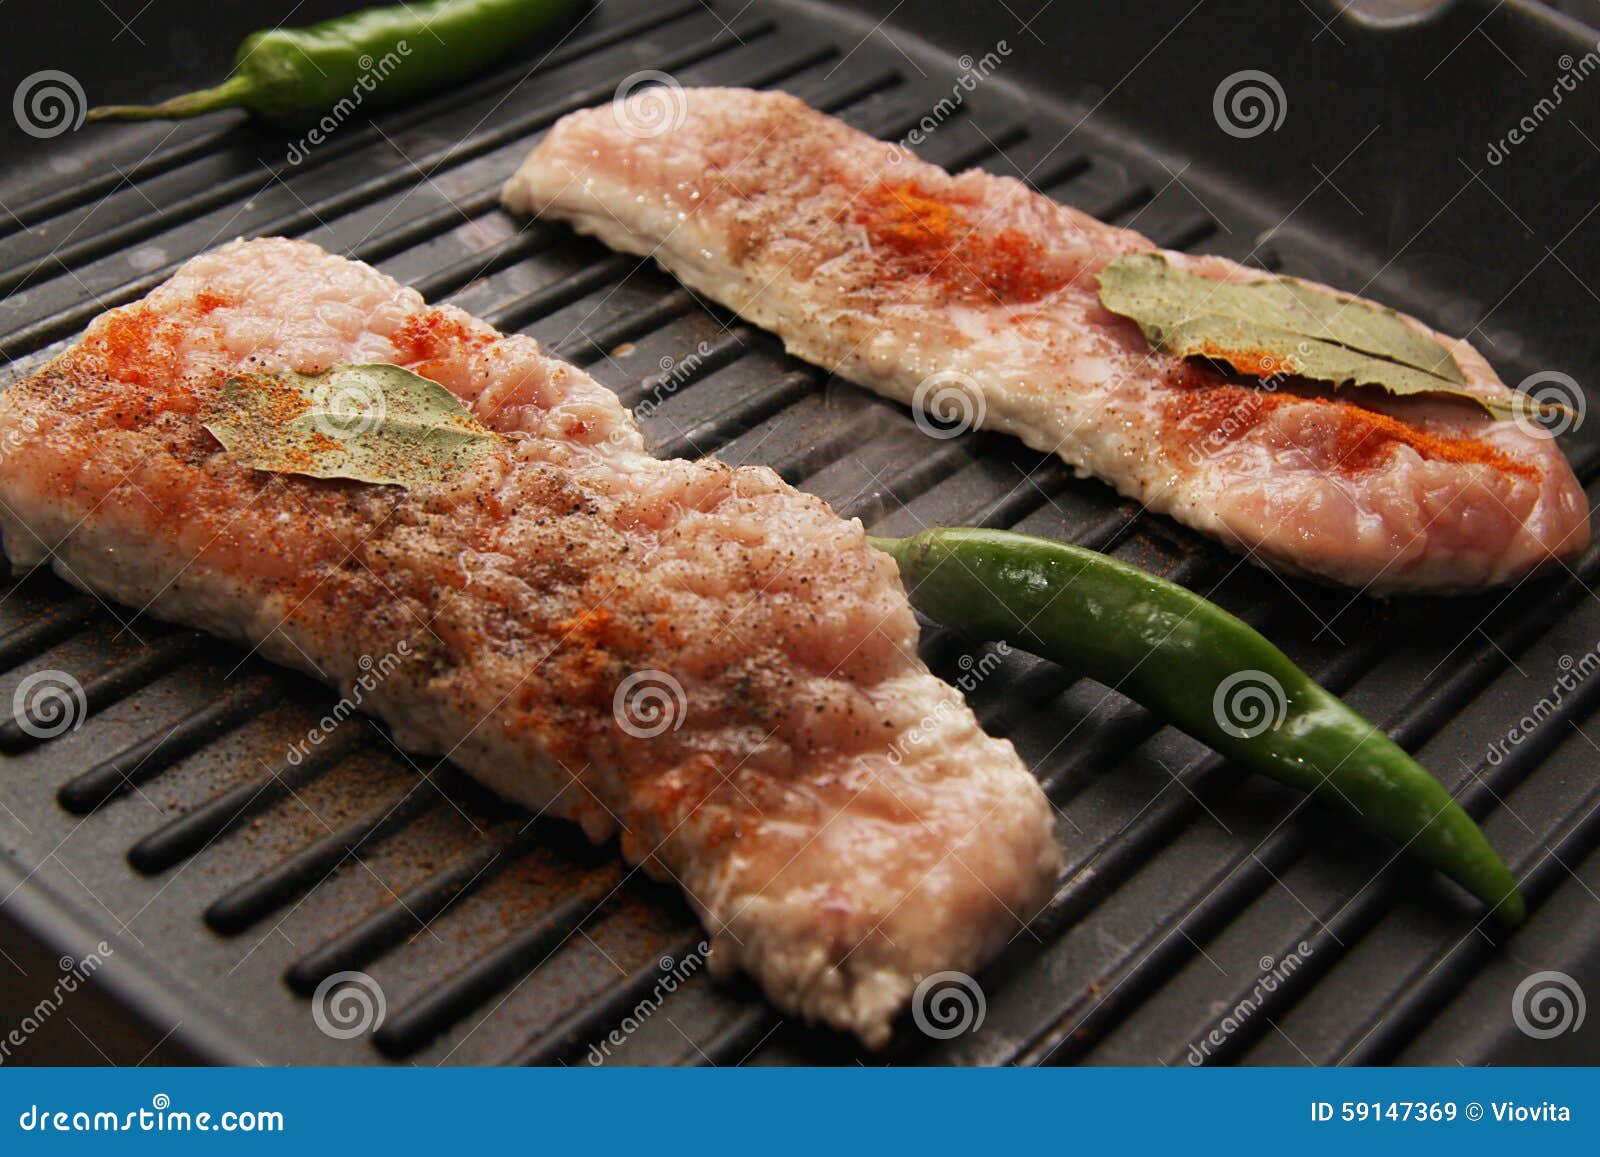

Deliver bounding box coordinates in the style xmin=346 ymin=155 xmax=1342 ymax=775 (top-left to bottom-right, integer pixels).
xmin=1166 ymin=384 xmax=1539 ymax=481
xmin=77 ymin=305 xmax=181 ymax=389
xmin=391 ymin=310 xmax=493 ymax=365
xmin=850 ymin=181 xmax=1068 ymax=304
xmin=1193 ymin=341 xmax=1299 ymax=379
xmin=242 ymin=375 xmax=313 ymax=424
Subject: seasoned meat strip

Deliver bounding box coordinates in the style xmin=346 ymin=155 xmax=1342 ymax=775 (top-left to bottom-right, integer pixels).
xmin=504 ymin=87 xmax=1589 ymax=591
xmin=0 ymin=237 xmax=1061 ymax=1047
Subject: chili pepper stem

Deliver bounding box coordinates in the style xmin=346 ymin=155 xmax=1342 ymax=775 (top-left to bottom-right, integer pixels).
xmin=88 ymin=74 xmax=257 ymax=122
xmin=870 ymin=528 xmax=1526 ymax=929
xmin=86 ymin=1 xmax=579 ymax=128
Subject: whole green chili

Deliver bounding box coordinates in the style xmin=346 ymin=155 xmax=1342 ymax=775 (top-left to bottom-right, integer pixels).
xmin=870 ymin=527 xmax=1524 ymax=929
xmin=87 ymin=0 xmax=579 ymax=125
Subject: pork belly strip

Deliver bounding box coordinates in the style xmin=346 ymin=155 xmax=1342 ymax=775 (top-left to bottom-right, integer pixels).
xmin=0 ymin=237 xmax=1061 ymax=1047
xmin=502 ymin=87 xmax=1590 ymax=592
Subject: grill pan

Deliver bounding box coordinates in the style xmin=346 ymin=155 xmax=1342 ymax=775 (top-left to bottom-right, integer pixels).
xmin=2 ymin=0 xmax=1599 ymax=1065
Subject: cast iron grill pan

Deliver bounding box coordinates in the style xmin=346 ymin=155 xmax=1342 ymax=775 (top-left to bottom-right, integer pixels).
xmin=1 ymin=0 xmax=1597 ymax=1065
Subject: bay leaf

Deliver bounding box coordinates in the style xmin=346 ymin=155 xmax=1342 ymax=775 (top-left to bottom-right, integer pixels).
xmin=202 ymin=363 xmax=500 ymax=489
xmin=1097 ymin=253 xmax=1557 ymax=422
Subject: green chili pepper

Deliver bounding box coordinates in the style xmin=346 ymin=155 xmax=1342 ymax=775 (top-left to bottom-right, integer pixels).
xmin=870 ymin=527 xmax=1524 ymax=929
xmin=87 ymin=0 xmax=579 ymax=125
